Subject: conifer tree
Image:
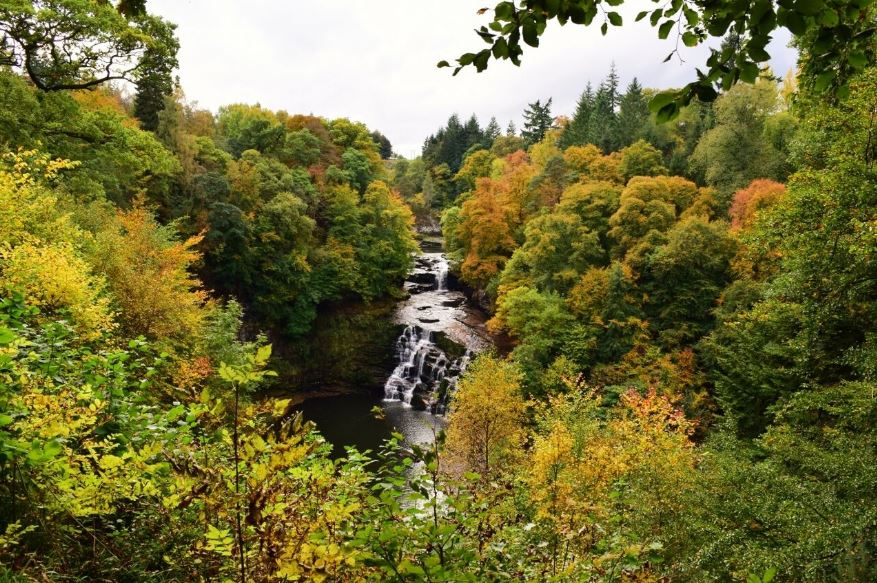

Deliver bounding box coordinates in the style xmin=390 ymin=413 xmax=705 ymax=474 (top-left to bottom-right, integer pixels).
xmin=521 ymin=98 xmax=553 ymax=146
xmin=589 ymin=64 xmax=621 ymax=152
xmin=559 ymin=82 xmax=594 ymax=148
xmin=616 ymin=78 xmax=650 ymax=148
xmin=483 ymin=116 xmax=502 ymax=147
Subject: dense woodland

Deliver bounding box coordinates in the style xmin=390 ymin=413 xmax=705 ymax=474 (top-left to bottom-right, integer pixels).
xmin=2 ymin=0 xmax=877 ymax=582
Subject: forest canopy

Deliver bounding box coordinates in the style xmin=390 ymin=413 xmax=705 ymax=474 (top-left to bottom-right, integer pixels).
xmin=2 ymin=0 xmax=877 ymax=581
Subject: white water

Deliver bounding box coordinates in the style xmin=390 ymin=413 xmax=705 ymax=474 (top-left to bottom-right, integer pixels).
xmin=383 ymin=247 xmax=483 ymax=414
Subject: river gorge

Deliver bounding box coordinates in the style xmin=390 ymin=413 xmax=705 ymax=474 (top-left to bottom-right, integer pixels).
xmin=290 ymin=239 xmax=503 ymax=455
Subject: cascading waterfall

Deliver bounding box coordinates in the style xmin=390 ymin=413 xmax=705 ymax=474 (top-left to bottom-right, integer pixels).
xmin=383 ymin=246 xmax=475 ymax=414
xmin=384 ymin=325 xmax=470 ymax=413
xmin=436 ymin=257 xmax=449 ymax=291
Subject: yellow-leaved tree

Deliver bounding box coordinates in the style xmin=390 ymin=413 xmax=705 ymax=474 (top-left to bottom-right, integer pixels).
xmin=91 ymin=200 xmax=208 ymax=342
xmin=0 ymin=150 xmax=116 ymax=339
xmin=444 ymin=354 xmax=526 ymax=478
xmin=527 ymin=387 xmax=696 ymax=579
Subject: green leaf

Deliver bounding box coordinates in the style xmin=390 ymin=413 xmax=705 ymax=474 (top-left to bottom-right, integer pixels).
xmin=256 ymin=343 xmax=272 ymax=364
xmin=0 ymin=414 xmax=13 ymax=427
xmin=749 ymin=45 xmax=771 ymax=61
xmin=694 ymin=84 xmax=718 ymax=101
xmin=740 ymin=61 xmax=759 ymax=83
xmin=783 ymin=11 xmax=807 ymax=35
xmin=655 ymin=102 xmax=680 ymax=123
xmin=492 ymin=36 xmax=509 ymax=58
xmin=815 ymin=70 xmax=834 ymax=91
xmin=762 ymin=568 xmax=777 ymax=583
xmin=601 ymin=21 xmax=608 ymax=35
xmin=795 ymin=0 xmax=824 ymax=15
xmin=437 ymin=60 xmax=450 ymax=68
xmin=0 ymin=327 xmax=14 ymax=345
xmin=682 ymin=31 xmax=698 ymax=47
xmin=820 ymin=8 xmax=839 ymax=26
xmin=635 ymin=10 xmax=648 ymax=21
xmin=848 ymin=51 xmax=868 ymax=70
xmin=523 ymin=21 xmax=539 ymax=47
xmin=683 ymin=7 xmax=699 ymax=26
xmin=607 ymin=12 xmax=622 ymax=26
xmin=648 ymin=90 xmax=679 ymax=113
xmin=658 ymin=20 xmax=675 ymax=39
xmin=494 ymin=1 xmax=515 ymax=21
xmin=458 ymin=52 xmax=477 ymax=66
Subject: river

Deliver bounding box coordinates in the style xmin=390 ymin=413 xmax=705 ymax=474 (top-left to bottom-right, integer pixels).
xmin=295 ymin=239 xmax=501 ymax=456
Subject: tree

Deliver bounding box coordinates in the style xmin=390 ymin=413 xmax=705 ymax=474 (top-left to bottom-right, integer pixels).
xmin=455 ymin=177 xmax=517 ymax=288
xmin=422 ymin=113 xmax=485 ymax=172
xmin=483 ymin=115 xmax=502 ymax=148
xmin=216 ymin=104 xmax=285 ymax=157
xmin=615 ymin=77 xmax=650 ymax=148
xmin=619 ymin=139 xmax=667 ymax=183
xmin=370 ymin=130 xmax=393 ymax=159
xmin=92 ymin=201 xmax=208 ymax=341
xmin=705 ymin=65 xmax=877 ymax=436
xmin=442 ymin=0 xmax=877 ymax=119
xmin=643 ymin=216 xmax=738 ymax=347
xmin=728 ymin=179 xmax=786 ymax=231
xmin=0 ymin=0 xmax=179 ymax=92
xmin=588 ymin=66 xmax=620 ymax=152
xmin=499 ymin=210 xmax=603 ymax=294
xmin=690 ymin=75 xmax=791 ymax=207
xmin=454 ymin=149 xmax=495 ymax=192
xmin=352 ymin=181 xmax=417 ymax=299
xmin=281 ymin=129 xmax=322 ymax=167
xmin=559 ymin=83 xmax=595 ymax=148
xmin=490 ymin=134 xmax=526 ymax=157
xmin=132 ymin=17 xmax=180 ymax=131
xmin=444 ymin=354 xmax=526 ymax=478
xmin=521 ymin=98 xmax=553 ymax=145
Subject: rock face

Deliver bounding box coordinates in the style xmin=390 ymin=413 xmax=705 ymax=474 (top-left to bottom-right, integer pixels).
xmin=270 ymin=299 xmax=402 ymax=397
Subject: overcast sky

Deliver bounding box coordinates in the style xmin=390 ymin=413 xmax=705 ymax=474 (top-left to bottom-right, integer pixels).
xmin=148 ymin=0 xmax=798 ymax=158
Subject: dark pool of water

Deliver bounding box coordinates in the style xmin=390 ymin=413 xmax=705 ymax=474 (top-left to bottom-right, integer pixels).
xmin=295 ymin=394 xmax=445 ymax=458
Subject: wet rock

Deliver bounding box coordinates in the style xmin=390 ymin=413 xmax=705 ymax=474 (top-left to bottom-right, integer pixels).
xmin=440 ymin=297 xmax=465 ymax=308
xmin=407 ymin=284 xmax=434 ymax=295
xmin=418 ymin=317 xmax=440 ymax=324
xmin=410 ymin=394 xmax=428 ymax=410
xmin=408 ymin=272 xmax=437 ymax=285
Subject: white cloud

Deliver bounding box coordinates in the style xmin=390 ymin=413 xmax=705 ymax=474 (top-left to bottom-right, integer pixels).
xmin=149 ymin=0 xmax=798 ymax=158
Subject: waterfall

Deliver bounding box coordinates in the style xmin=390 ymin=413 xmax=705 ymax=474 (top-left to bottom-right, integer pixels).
xmin=384 ymin=245 xmax=483 ymax=414
xmin=436 ymin=257 xmax=449 ymax=291
xmin=383 ymin=325 xmax=470 ymax=413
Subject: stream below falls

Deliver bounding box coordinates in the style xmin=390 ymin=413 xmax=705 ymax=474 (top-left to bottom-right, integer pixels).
xmin=294 ymin=240 xmax=501 ymax=456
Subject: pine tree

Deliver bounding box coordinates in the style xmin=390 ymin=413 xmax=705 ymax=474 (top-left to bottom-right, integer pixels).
xmin=506 ymin=120 xmax=517 ymax=136
xmin=589 ymin=64 xmax=621 ymax=152
xmin=463 ymin=114 xmax=484 ymax=152
xmin=616 ymin=78 xmax=649 ymax=148
xmin=560 ymin=82 xmax=595 ymax=148
xmin=521 ymin=98 xmax=553 ymax=146
xmin=483 ymin=116 xmax=502 ymax=148
xmin=422 ymin=114 xmax=486 ymax=172
xmin=133 ymin=47 xmax=177 ymax=131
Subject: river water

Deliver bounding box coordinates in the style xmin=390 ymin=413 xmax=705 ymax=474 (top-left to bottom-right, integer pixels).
xmin=295 ymin=240 xmax=499 ymax=456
